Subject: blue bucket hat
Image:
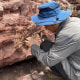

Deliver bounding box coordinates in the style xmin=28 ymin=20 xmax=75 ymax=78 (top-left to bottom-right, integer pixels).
xmin=31 ymin=1 xmax=71 ymax=25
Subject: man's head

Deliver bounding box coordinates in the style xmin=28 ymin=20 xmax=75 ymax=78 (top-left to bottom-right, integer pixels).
xmin=31 ymin=1 xmax=71 ymax=32
xmin=31 ymin=1 xmax=71 ymax=26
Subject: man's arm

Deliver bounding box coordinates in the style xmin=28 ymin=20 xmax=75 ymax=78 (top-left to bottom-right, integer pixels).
xmin=31 ymin=39 xmax=79 ymax=67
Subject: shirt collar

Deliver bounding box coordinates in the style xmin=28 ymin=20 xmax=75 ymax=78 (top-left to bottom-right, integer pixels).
xmin=54 ymin=17 xmax=69 ymax=38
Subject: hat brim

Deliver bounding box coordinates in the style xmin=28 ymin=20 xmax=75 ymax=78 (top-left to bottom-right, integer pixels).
xmin=31 ymin=10 xmax=71 ymax=25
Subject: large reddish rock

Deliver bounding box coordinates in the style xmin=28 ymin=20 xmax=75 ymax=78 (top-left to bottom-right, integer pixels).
xmin=0 ymin=0 xmax=41 ymax=67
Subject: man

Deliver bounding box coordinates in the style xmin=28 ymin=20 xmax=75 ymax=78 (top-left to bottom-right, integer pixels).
xmin=26 ymin=1 xmax=80 ymax=80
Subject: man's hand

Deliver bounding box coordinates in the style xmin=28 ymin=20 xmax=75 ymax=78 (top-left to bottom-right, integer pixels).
xmin=42 ymin=30 xmax=55 ymax=41
xmin=25 ymin=37 xmax=41 ymax=47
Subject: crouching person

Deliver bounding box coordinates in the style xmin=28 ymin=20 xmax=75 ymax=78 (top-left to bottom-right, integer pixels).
xmin=26 ymin=1 xmax=80 ymax=80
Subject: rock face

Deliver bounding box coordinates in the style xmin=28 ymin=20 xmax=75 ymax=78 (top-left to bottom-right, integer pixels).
xmin=0 ymin=0 xmax=80 ymax=67
xmin=68 ymin=0 xmax=80 ymax=17
xmin=0 ymin=0 xmax=41 ymax=67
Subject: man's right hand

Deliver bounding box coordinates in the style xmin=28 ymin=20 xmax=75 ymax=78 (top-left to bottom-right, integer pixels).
xmin=42 ymin=30 xmax=55 ymax=41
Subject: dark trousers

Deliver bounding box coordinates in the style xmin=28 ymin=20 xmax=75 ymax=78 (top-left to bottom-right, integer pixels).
xmin=50 ymin=62 xmax=70 ymax=80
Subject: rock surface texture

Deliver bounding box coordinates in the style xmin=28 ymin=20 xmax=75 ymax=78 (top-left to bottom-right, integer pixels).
xmin=0 ymin=0 xmax=80 ymax=67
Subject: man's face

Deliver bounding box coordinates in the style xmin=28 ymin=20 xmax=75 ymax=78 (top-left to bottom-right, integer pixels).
xmin=44 ymin=23 xmax=60 ymax=32
xmin=45 ymin=25 xmax=54 ymax=30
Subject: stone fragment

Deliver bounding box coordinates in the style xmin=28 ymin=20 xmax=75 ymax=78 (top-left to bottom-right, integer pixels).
xmin=17 ymin=75 xmax=32 ymax=80
xmin=0 ymin=6 xmax=3 ymax=20
xmin=2 ymin=0 xmax=24 ymax=11
xmin=2 ymin=13 xmax=19 ymax=26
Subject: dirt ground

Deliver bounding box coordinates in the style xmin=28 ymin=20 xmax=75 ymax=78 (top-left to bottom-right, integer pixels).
xmin=0 ymin=58 xmax=63 ymax=80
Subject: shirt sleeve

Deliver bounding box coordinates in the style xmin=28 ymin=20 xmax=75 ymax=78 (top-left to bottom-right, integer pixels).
xmin=31 ymin=39 xmax=79 ymax=67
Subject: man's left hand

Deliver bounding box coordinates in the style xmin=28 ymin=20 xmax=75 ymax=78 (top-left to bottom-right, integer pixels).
xmin=25 ymin=37 xmax=41 ymax=48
